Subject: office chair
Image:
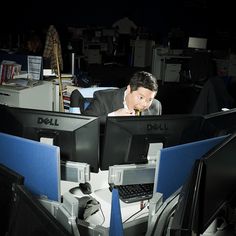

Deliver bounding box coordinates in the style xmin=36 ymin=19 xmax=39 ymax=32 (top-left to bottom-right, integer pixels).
xmin=191 ymin=76 xmax=235 ymax=115
xmin=189 ymin=51 xmax=216 ymax=86
xmin=70 ymin=90 xmax=85 ymax=114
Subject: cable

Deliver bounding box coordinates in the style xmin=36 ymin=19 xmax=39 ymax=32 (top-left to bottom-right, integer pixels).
xmin=122 ymin=202 xmax=148 ymax=224
xmin=99 ymin=204 xmax=106 ymax=226
xmin=133 ymin=211 xmax=149 ymax=221
xmin=87 ymin=193 xmax=105 ymax=226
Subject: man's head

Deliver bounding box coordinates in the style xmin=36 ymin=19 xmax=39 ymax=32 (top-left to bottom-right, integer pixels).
xmin=126 ymin=71 xmax=158 ymax=112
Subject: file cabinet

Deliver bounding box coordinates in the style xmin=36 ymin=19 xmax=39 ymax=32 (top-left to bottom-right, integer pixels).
xmin=0 ymin=81 xmax=54 ymax=111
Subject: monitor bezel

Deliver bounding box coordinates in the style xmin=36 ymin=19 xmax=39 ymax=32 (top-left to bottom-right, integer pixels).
xmin=0 ymin=105 xmax=100 ymax=173
xmin=100 ymin=114 xmax=205 ymax=170
xmin=8 ymin=184 xmax=72 ymax=236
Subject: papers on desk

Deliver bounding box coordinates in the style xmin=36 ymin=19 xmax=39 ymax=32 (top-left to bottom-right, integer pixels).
xmin=13 ymin=72 xmax=28 ymax=79
xmin=43 ymin=69 xmax=56 ymax=77
xmin=4 ymin=78 xmax=40 ymax=87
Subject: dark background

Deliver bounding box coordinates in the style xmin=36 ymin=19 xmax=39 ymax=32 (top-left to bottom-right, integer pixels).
xmin=1 ymin=0 xmax=235 ymax=49
xmin=1 ymin=0 xmax=236 ymax=115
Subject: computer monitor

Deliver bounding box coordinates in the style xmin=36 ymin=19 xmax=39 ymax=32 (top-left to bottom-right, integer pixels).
xmin=202 ymin=108 xmax=236 ymax=139
xmin=8 ymin=184 xmax=73 ymax=236
xmin=168 ymin=159 xmax=203 ymax=235
xmin=0 ymin=105 xmax=100 ymax=173
xmin=170 ymin=132 xmax=236 ymax=235
xmin=100 ymin=114 xmax=204 ymax=170
xmin=188 ymin=37 xmax=207 ymax=50
xmin=0 ymin=164 xmax=24 ymax=236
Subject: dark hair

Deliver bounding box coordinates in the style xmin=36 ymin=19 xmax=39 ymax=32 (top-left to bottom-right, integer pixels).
xmin=129 ymin=71 xmax=158 ymax=92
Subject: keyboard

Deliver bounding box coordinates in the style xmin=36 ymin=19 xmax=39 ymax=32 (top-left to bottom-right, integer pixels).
xmin=110 ymin=183 xmax=154 ymax=203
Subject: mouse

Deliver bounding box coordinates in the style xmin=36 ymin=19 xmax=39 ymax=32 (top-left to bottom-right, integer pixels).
xmin=69 ymin=182 xmax=92 ymax=195
xmin=79 ymin=182 xmax=92 ymax=195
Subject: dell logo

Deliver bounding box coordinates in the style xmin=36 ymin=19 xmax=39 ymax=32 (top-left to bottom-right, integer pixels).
xmin=147 ymin=123 xmax=168 ymax=131
xmin=37 ymin=117 xmax=59 ymax=126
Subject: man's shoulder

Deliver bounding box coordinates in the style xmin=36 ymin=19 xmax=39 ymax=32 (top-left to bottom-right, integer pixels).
xmin=152 ymin=98 xmax=161 ymax=105
xmin=94 ymin=87 xmax=123 ymax=97
xmin=150 ymin=98 xmax=162 ymax=110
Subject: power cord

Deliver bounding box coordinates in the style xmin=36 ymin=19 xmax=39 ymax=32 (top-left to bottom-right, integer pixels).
xmin=122 ymin=201 xmax=148 ymax=224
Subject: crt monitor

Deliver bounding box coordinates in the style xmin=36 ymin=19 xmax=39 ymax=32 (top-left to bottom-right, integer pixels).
xmin=8 ymin=184 xmax=72 ymax=236
xmin=100 ymin=114 xmax=204 ymax=170
xmin=0 ymin=164 xmax=24 ymax=236
xmin=0 ymin=105 xmax=100 ymax=173
xmin=170 ymin=132 xmax=236 ymax=235
xmin=202 ymin=108 xmax=236 ymax=139
xmin=188 ymin=37 xmax=207 ymax=50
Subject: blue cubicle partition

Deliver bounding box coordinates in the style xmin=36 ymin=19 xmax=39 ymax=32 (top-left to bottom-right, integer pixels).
xmin=154 ymin=135 xmax=228 ymax=200
xmin=0 ymin=132 xmax=61 ymax=202
xmin=109 ymin=188 xmax=124 ymax=236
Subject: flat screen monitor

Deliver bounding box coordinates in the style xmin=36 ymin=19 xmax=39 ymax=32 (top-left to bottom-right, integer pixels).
xmin=0 ymin=164 xmax=24 ymax=236
xmin=169 ymin=159 xmax=203 ymax=235
xmin=170 ymin=132 xmax=236 ymax=235
xmin=100 ymin=114 xmax=204 ymax=170
xmin=202 ymin=108 xmax=236 ymax=138
xmin=188 ymin=37 xmax=207 ymax=50
xmin=8 ymin=184 xmax=72 ymax=236
xmin=0 ymin=105 xmax=100 ymax=173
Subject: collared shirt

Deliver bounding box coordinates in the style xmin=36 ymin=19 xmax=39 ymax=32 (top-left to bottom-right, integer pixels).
xmin=123 ymin=89 xmax=128 ymax=109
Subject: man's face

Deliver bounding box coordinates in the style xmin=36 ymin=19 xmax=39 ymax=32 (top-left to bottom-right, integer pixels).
xmin=126 ymin=86 xmax=157 ymax=111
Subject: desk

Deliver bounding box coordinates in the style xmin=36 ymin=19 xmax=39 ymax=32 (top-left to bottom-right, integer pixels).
xmin=0 ymin=81 xmax=54 ymax=110
xmin=152 ymin=51 xmax=191 ymax=83
xmin=61 ymin=170 xmax=149 ymax=235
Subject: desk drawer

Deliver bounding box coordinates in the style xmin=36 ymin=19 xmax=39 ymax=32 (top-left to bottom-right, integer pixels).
xmin=0 ymin=90 xmax=19 ymax=106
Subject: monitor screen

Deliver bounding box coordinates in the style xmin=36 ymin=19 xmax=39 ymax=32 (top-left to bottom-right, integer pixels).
xmin=202 ymin=108 xmax=236 ymax=138
xmin=8 ymin=184 xmax=72 ymax=236
xmin=169 ymin=159 xmax=203 ymax=235
xmin=199 ymin=132 xmax=236 ymax=233
xmin=0 ymin=105 xmax=100 ymax=173
xmin=188 ymin=37 xmax=207 ymax=50
xmin=170 ymin=132 xmax=236 ymax=235
xmin=0 ymin=164 xmax=24 ymax=236
xmin=100 ymin=114 xmax=204 ymax=170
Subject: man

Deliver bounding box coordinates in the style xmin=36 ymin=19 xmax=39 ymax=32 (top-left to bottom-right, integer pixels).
xmin=83 ymin=71 xmax=162 ymax=123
